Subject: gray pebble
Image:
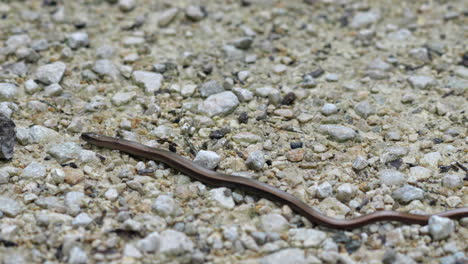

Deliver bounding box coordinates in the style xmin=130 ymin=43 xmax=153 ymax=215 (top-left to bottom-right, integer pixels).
xmin=0 ymin=196 xmax=22 ymax=216
xmin=261 ymin=213 xmax=288 ymax=233
xmin=408 ymin=75 xmax=436 ymax=89
xmin=199 ymin=80 xmax=225 ymax=97
xmin=232 ymin=87 xmax=253 ymax=102
xmin=442 ymin=174 xmax=463 ymax=189
xmin=194 ymin=150 xmax=220 ymax=169
xmin=185 ymin=5 xmax=205 ymax=21
xmin=198 ymin=91 xmax=239 ymax=117
xmin=352 ymin=156 xmax=368 ymax=170
xmin=92 ymin=59 xmax=120 ymax=79
xmin=429 ymin=216 xmax=455 ymax=241
xmin=132 ymin=71 xmax=163 ymax=94
xmin=24 ymin=79 xmax=39 ymax=94
xmin=68 ymin=246 xmax=87 ymax=264
xmin=67 ymin=32 xmax=89 ymax=49
xmin=0 ymin=83 xmax=19 ymax=101
xmin=316 ymin=182 xmax=333 ymax=198
xmin=246 ymin=150 xmax=265 ymax=171
xmin=111 ymin=92 xmax=136 ymax=106
xmin=95 ymin=45 xmax=116 ymax=59
xmin=35 ymin=62 xmax=66 ymax=84
xmin=158 ymin=8 xmax=178 ymax=27
xmin=159 ymin=229 xmax=194 ymax=254
xmin=44 ymin=83 xmax=63 ymax=97
xmin=321 ymin=103 xmax=338 ymax=115
xmin=119 ymin=0 xmax=136 ymax=12
xmin=318 ymin=125 xmax=357 ymax=142
xmin=47 ymin=142 xmax=82 ymax=163
xmin=379 ymin=169 xmax=405 ymax=186
xmin=65 ymin=191 xmax=84 ymax=216
xmin=152 ymin=195 xmax=178 ymax=216
xmin=72 ymin=213 xmax=93 ymax=227
xmin=137 ymin=232 xmax=161 ymax=253
xmin=209 ymin=187 xmax=235 ymax=209
xmin=260 ymin=248 xmax=306 ymax=264
xmin=354 ymin=101 xmax=376 ymax=118
xmin=21 ymin=162 xmax=46 ymax=179
xmin=0 ymin=113 xmax=16 ymax=159
xmin=350 ymin=10 xmax=381 ymax=28
xmin=233 ymin=37 xmax=253 ymax=50
xmin=392 ymin=185 xmax=424 ymax=204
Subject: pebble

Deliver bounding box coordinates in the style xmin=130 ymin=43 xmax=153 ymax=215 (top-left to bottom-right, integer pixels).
xmin=123 ymin=244 xmax=142 ymax=258
xmin=260 ymin=248 xmax=307 ymax=264
xmin=408 ymin=75 xmax=436 ymax=89
xmin=392 ymin=185 xmax=424 ymax=204
xmin=0 ymin=196 xmax=22 ymax=216
xmin=246 ymin=150 xmax=265 ymax=171
xmin=316 ymin=182 xmax=333 ymax=198
xmin=137 ymin=232 xmax=161 ymax=253
xmin=68 ymin=246 xmax=88 ymax=264
xmin=95 ymin=45 xmax=116 ymax=59
xmin=325 ymin=73 xmax=339 ymax=82
xmin=350 ymin=10 xmax=381 ymax=28
xmin=408 ymin=166 xmax=432 ymax=182
xmin=159 ymin=229 xmax=194 ymax=254
xmin=321 ymin=103 xmax=338 ymax=115
xmin=104 ymin=188 xmax=119 ymax=201
xmin=428 ymin=216 xmax=455 ymax=241
xmin=132 ymin=71 xmax=163 ymax=94
xmin=381 ymin=146 xmax=408 ymax=163
xmin=0 ymin=83 xmax=19 ymax=101
xmin=185 ymin=5 xmax=205 ymax=21
xmin=387 ymin=28 xmax=412 ymax=41
xmin=318 ymin=125 xmax=357 ymax=142
xmin=289 ymin=228 xmax=327 ymax=247
xmin=454 ymin=66 xmax=468 ymax=79
xmin=44 ymin=83 xmax=63 ymax=97
xmin=152 ymin=195 xmax=178 ymax=216
xmin=35 ymin=62 xmax=66 ymax=84
xmin=119 ymin=0 xmax=136 ymax=12
xmin=72 ymin=213 xmax=93 ymax=227
xmin=409 ymin=47 xmax=430 ymax=63
xmin=199 ymin=80 xmax=225 ymax=97
xmin=47 ymin=142 xmax=82 ymax=163
xmin=67 ymin=32 xmax=89 ymax=49
xmin=62 ymin=167 xmax=84 ymax=185
xmin=65 ymin=191 xmax=84 ymax=216
xmin=111 ymin=92 xmax=136 ymax=106
xmin=441 ymin=174 xmax=463 ymax=189
xmin=92 ymin=59 xmax=120 ymax=79
xmin=222 ymin=226 xmax=238 ymax=241
xmin=336 ymin=183 xmax=354 ymax=202
xmin=194 ymin=150 xmax=220 ymax=169
xmin=0 ymin=113 xmax=16 ymax=159
xmin=232 ymin=87 xmax=253 ymax=102
xmin=198 ymin=91 xmax=239 ymax=117
xmin=273 ymin=64 xmax=287 ymax=74
xmin=261 ymin=213 xmax=288 ymax=233
xmin=379 ymin=169 xmax=405 ymax=186
xmin=233 ymin=37 xmax=253 ymax=50
xmin=209 ymin=187 xmax=235 ymax=209
xmin=158 ymin=8 xmax=178 ymax=27
xmin=285 ymin=149 xmax=304 ymax=162
xmin=21 ymin=162 xmax=46 ymax=179
xmin=352 ymin=156 xmax=368 ymax=170
xmin=232 ymin=132 xmax=262 ymax=144
xmin=354 ymin=101 xmax=376 ymax=118
xmin=24 ymin=79 xmax=39 ymax=94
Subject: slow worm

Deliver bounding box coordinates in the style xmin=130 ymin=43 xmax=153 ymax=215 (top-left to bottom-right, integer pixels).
xmin=81 ymin=132 xmax=468 ymax=229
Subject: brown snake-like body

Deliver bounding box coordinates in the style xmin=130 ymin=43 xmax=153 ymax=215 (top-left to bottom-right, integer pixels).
xmin=81 ymin=132 xmax=468 ymax=229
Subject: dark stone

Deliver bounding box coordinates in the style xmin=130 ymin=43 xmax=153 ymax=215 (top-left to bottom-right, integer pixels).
xmin=0 ymin=113 xmax=16 ymax=160
xmin=309 ymin=67 xmax=324 ymax=78
xmin=238 ymin=112 xmax=249 ymax=124
xmin=281 ymin=92 xmax=296 ymax=105
xmin=290 ymin=142 xmax=303 ymax=149
xmin=210 ymin=130 xmax=226 ymax=139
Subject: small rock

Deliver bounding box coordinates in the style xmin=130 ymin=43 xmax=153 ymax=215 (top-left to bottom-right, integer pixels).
xmin=68 ymin=246 xmax=87 ymax=264
xmin=261 ymin=213 xmax=288 ymax=233
xmin=209 ymin=187 xmax=235 ymax=209
xmin=67 ymin=32 xmax=89 ymax=49
xmin=44 ymin=83 xmax=63 ymax=97
xmin=72 ymin=213 xmax=93 ymax=227
xmin=193 ymin=150 xmax=220 ymax=169
xmin=92 ymin=59 xmax=120 ymax=79
xmin=0 ymin=113 xmax=16 ymax=159
xmin=442 ymin=174 xmax=463 ymax=189
xmin=158 ymin=8 xmax=178 ymax=27
xmin=379 ymin=169 xmax=405 ymax=186
xmin=232 ymin=87 xmax=253 ymax=102
xmin=152 ymin=195 xmax=178 ymax=216
xmin=286 ymin=149 xmax=305 ymax=162
xmin=246 ymin=150 xmax=265 ymax=171
xmin=95 ymin=45 xmax=116 ymax=59
xmin=429 ymin=216 xmax=455 ymax=241
xmin=408 ymin=166 xmax=432 ymax=182
xmin=233 ymin=37 xmax=253 ymax=50
xmin=137 ymin=232 xmax=161 ymax=253
xmin=289 ymin=228 xmax=327 ymax=247
xmin=132 ymin=71 xmax=163 ymax=94
xmin=260 ymin=248 xmax=306 ymax=264
xmin=35 ymin=62 xmax=66 ymax=84
xmin=392 ymin=185 xmax=424 ymax=204
xmin=381 ymin=146 xmax=408 ymax=163
xmin=0 ymin=83 xmax=19 ymax=101
xmin=350 ymin=10 xmax=380 ymax=28
xmin=0 ymin=196 xmax=22 ymax=217
xmin=47 ymin=142 xmax=82 ymax=163
xmin=65 ymin=191 xmax=84 ymax=216
xmin=123 ymin=244 xmax=142 ymax=258
xmin=352 ymin=156 xmax=368 ymax=170
xmin=119 ymin=0 xmax=136 ymax=12
xmin=408 ymin=75 xmax=436 ymax=89
xmin=336 ymin=183 xmax=354 ymax=202
xmin=232 ymin=132 xmax=262 ymax=144
xmin=111 ymin=92 xmax=136 ymax=106
xmin=321 ymin=103 xmax=338 ymax=115
xmin=199 ymin=80 xmax=224 ymax=97
xmin=420 ymin=152 xmax=441 ymax=168
xmin=273 ymin=64 xmax=287 ymax=74
xmin=159 ymin=229 xmax=194 ymax=254
xmin=316 ymin=182 xmax=333 ymax=198
xmin=185 ymin=5 xmax=205 ymax=21
xmin=105 ymin=188 xmax=119 ymax=201
xmin=198 ymin=91 xmax=239 ymax=117
xmin=355 ymin=101 xmax=376 ymax=118
xmin=319 ymin=125 xmax=357 ymax=142
xmin=21 ymin=162 xmax=46 ymax=179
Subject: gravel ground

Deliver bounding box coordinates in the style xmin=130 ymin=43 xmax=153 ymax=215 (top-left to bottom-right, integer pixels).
xmin=0 ymin=0 xmax=467 ymax=263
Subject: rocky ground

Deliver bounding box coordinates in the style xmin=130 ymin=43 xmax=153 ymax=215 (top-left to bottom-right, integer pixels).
xmin=0 ymin=0 xmax=467 ymax=263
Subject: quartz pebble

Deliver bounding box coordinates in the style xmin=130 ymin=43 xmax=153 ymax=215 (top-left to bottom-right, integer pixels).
xmin=246 ymin=150 xmax=265 ymax=171
xmin=21 ymin=162 xmax=46 ymax=179
xmin=193 ymin=150 xmax=220 ymax=169
xmin=261 ymin=213 xmax=288 ymax=233
xmin=132 ymin=71 xmax=163 ymax=94
xmin=35 ymin=62 xmax=66 ymax=84
xmin=159 ymin=229 xmax=194 ymax=254
xmin=152 ymin=195 xmax=178 ymax=216
xmin=392 ymin=185 xmax=424 ymax=204
xmin=67 ymin=32 xmax=89 ymax=49
xmin=408 ymin=75 xmax=436 ymax=89
xmin=429 ymin=216 xmax=455 ymax=241
xmin=321 ymin=103 xmax=338 ymax=115
xmin=198 ymin=91 xmax=239 ymax=117
xmin=319 ymin=125 xmax=357 ymax=142
xmin=199 ymin=80 xmax=225 ymax=97
xmin=379 ymin=169 xmax=406 ymax=186
xmin=209 ymin=187 xmax=235 ymax=209
xmin=137 ymin=232 xmax=161 ymax=253
xmin=0 ymin=196 xmax=22 ymax=217
xmin=0 ymin=83 xmax=19 ymax=101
